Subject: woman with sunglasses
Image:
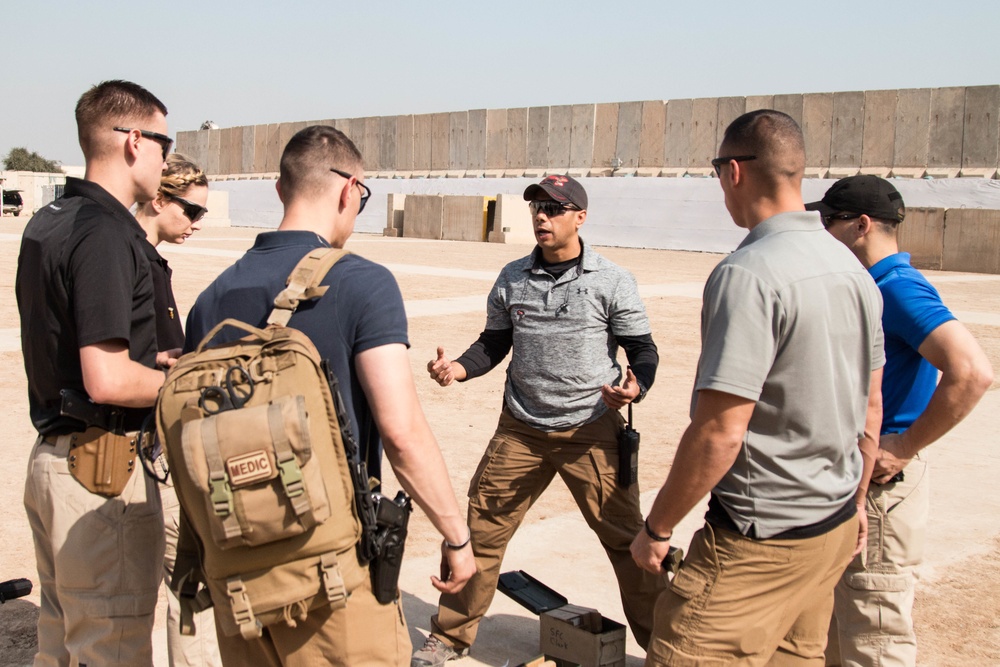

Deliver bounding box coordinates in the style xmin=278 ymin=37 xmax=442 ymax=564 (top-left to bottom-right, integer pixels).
xmin=134 ymin=152 xmax=209 ymax=366
xmin=135 ymin=153 xmax=221 ymax=667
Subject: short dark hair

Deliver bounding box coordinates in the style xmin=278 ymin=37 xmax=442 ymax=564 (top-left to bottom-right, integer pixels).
xmin=720 ymin=109 xmax=805 ymax=189
xmin=279 ymin=125 xmax=363 ymax=199
xmin=75 ymin=80 xmax=168 ymax=156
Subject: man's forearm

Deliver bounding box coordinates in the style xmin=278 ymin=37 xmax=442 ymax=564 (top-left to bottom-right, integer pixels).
xmin=894 ymin=368 xmax=991 ymax=459
xmin=359 ymin=344 xmax=469 ymax=545
xmin=80 ymin=342 xmax=163 ymax=407
xmin=856 ymin=368 xmax=883 ymax=503
xmin=382 ymin=419 xmax=468 ymax=545
xmin=618 ymin=334 xmax=658 ymax=396
xmin=645 ymin=390 xmax=754 ymax=536
xmin=646 ymin=428 xmax=741 ymax=535
xmin=454 ymin=328 xmax=512 ymax=381
xmin=893 ymin=320 xmax=995 ymax=459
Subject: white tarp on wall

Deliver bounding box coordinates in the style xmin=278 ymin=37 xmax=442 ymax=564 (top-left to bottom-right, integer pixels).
xmin=215 ymin=177 xmax=1000 ymax=254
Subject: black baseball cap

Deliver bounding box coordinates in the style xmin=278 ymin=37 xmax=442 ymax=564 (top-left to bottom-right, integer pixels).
xmin=523 ymin=174 xmax=588 ymax=210
xmin=806 ymin=175 xmax=905 ymax=223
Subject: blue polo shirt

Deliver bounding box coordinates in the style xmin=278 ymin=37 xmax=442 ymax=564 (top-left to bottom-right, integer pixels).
xmin=871 ymin=253 xmax=954 ymax=434
xmin=184 ymin=230 xmax=409 ymax=482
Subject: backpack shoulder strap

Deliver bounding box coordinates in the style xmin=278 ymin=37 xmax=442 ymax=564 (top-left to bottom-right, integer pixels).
xmin=267 ymin=247 xmax=351 ymax=326
xmin=171 ymin=507 xmax=214 ymax=636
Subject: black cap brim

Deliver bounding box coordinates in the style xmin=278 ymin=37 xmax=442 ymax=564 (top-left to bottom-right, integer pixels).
xmin=805 ymin=200 xmax=837 ymax=217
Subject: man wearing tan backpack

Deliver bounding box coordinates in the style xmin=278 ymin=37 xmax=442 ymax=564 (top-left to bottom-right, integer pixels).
xmin=180 ymin=125 xmax=474 ymax=666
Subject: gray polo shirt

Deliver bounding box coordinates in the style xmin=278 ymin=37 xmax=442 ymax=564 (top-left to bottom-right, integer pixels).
xmin=694 ymin=211 xmax=884 ymax=538
xmin=486 ymin=241 xmax=651 ymax=431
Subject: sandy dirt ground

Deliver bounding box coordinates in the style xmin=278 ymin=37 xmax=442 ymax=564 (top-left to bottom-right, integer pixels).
xmin=1 ymin=222 xmax=998 ymax=666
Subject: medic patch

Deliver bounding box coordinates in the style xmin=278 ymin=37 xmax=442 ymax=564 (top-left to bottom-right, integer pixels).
xmin=226 ymin=450 xmax=275 ymax=487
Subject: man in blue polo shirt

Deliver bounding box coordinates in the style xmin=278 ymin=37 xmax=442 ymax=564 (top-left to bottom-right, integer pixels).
xmin=811 ymin=175 xmax=993 ymax=666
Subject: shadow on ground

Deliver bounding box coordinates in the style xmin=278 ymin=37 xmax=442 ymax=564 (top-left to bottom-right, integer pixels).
xmin=0 ymin=598 xmax=38 ymax=666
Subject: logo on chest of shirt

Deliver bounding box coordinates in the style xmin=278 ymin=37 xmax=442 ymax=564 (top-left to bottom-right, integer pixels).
xmin=511 ymin=281 xmax=598 ymax=321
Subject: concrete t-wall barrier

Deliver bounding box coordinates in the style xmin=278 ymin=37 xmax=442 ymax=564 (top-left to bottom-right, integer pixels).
xmin=962 ymin=85 xmax=1000 ymax=175
xmin=403 ymin=195 xmax=444 ymax=239
xmin=489 ymin=194 xmax=534 ymax=244
xmin=192 ymin=84 xmax=999 ymax=181
xmin=942 ymin=208 xmax=1000 ymax=274
xmin=862 ymin=90 xmax=896 ymax=173
xmin=615 ymin=101 xmax=642 ymax=171
xmin=442 ymin=196 xmax=487 ymax=242
xmin=898 ymin=207 xmax=946 ymax=270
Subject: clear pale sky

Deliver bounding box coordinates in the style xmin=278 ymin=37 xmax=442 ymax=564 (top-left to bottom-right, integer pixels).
xmin=2 ymin=0 xmax=997 ymax=167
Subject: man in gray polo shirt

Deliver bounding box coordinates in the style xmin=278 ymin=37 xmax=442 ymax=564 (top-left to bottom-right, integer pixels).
xmin=412 ymin=174 xmax=668 ymax=666
xmin=631 ymin=110 xmax=885 ymax=666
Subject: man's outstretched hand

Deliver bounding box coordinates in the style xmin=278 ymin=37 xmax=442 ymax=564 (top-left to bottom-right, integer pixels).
xmin=602 ymin=366 xmax=640 ymax=410
xmin=427 ymin=346 xmax=466 ymax=386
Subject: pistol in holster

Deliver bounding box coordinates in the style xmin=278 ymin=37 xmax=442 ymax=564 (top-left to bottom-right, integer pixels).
xmin=321 ymin=360 xmax=412 ymax=605
xmin=369 ymin=491 xmax=412 ymax=604
xmin=662 ymin=546 xmax=684 ymax=577
xmin=59 ymin=389 xmax=141 ymax=497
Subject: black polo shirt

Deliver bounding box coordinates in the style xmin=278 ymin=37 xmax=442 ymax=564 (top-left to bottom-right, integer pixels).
xmin=16 ymin=177 xmax=158 ymax=435
xmin=143 ymin=240 xmax=185 ymax=351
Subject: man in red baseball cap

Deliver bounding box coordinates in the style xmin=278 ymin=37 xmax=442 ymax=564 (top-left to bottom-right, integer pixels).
xmin=413 ymin=174 xmax=667 ymax=666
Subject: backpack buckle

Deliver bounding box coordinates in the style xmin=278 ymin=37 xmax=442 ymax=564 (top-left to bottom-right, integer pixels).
xmin=277 ymin=453 xmax=305 ymax=499
xmin=209 ymin=473 xmax=234 ymax=516
xmin=320 ymin=553 xmax=347 ymax=609
xmin=226 ymin=578 xmax=262 ymax=639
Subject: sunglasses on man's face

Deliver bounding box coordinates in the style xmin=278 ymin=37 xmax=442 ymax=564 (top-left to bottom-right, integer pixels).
xmin=113 ymin=127 xmax=173 ymax=161
xmin=529 ymin=200 xmax=578 ymax=218
xmin=711 ymin=154 xmax=757 ymax=177
xmin=166 ymin=194 xmax=208 ymax=223
xmin=330 ymin=168 xmax=371 ymax=214
xmin=822 ymin=212 xmax=858 ymax=229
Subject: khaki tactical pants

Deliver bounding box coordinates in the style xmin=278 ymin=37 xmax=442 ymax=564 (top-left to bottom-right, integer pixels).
xmin=431 ymin=408 xmax=669 ymax=651
xmin=23 ymin=433 xmax=165 ymax=667
xmin=212 ymin=546 xmax=409 ymax=666
xmin=646 ymin=518 xmax=858 ymax=666
xmin=826 ymin=458 xmax=928 ymax=667
xmin=161 ymin=481 xmax=222 ymax=667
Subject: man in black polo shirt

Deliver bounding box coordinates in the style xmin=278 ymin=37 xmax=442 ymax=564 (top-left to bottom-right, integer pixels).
xmin=16 ymin=80 xmax=172 ymax=666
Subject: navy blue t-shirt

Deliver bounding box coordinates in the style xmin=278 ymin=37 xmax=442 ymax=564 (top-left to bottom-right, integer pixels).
xmin=184 ymin=230 xmax=409 ymax=481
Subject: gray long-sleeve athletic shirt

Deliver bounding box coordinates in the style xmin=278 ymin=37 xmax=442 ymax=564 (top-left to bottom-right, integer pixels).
xmin=456 ymin=242 xmax=656 ymax=431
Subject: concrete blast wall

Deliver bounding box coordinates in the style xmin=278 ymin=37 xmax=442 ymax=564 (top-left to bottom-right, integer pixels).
xmin=177 ymin=85 xmax=1000 ymax=181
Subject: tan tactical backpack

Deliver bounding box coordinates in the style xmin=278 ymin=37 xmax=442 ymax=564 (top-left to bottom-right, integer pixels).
xmin=156 ymin=248 xmax=363 ymax=639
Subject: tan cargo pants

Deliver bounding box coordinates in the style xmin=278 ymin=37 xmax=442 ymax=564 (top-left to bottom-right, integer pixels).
xmin=23 ymin=433 xmax=165 ymax=667
xmin=161 ymin=481 xmax=221 ymax=667
xmin=212 ymin=546 xmax=410 ymax=666
xmin=646 ymin=517 xmax=858 ymax=666
xmin=826 ymin=458 xmax=928 ymax=667
xmin=431 ymin=408 xmax=669 ymax=651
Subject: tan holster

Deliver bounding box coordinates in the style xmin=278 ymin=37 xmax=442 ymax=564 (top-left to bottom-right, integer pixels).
xmin=68 ymin=427 xmax=140 ymax=497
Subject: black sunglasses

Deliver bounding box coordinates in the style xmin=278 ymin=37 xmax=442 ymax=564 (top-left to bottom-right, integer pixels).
xmin=330 ymin=168 xmax=371 ymax=214
xmin=822 ymin=212 xmax=858 ymax=228
xmin=113 ymin=127 xmax=173 ymax=161
xmin=529 ymin=200 xmax=579 ymax=218
xmin=711 ymin=154 xmax=757 ymax=177
xmin=166 ymin=193 xmax=208 ymax=222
